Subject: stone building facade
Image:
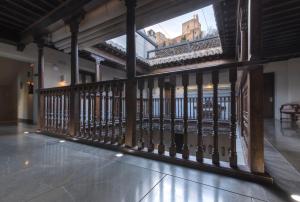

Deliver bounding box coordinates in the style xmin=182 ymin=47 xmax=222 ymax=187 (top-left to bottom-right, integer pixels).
xmin=148 ymin=14 xmax=202 ymax=47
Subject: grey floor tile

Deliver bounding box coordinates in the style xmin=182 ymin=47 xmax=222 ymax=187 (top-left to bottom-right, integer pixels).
xmin=141 ymin=175 xmax=253 ymax=202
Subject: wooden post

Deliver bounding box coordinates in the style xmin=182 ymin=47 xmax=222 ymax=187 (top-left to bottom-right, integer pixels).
xmin=158 ymin=77 xmax=165 ymax=155
xmin=248 ymin=65 xmax=264 ymax=173
xmin=148 ymin=78 xmax=154 ymax=152
xmin=138 ymin=79 xmax=144 ymax=149
xmin=124 ymin=0 xmax=137 ymax=147
xmin=118 ymin=82 xmax=124 ymax=145
xmin=229 ymin=67 xmax=238 ymax=168
xmin=196 ymin=72 xmax=203 ymax=162
xmin=37 ymin=39 xmax=44 ymax=130
xmin=68 ymin=13 xmax=83 ymax=137
xmin=182 ymin=73 xmax=189 ymax=160
xmin=248 ymin=0 xmax=262 ymax=61
xmin=169 ymin=75 xmax=176 ymax=157
xmin=212 ymin=70 xmax=220 ymax=165
xmin=91 ymin=54 xmax=103 ymax=82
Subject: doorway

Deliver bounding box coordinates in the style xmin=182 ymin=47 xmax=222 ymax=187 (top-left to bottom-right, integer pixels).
xmin=263 ymin=73 xmax=275 ymax=118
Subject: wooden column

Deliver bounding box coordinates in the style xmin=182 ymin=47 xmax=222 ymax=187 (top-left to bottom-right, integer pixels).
xmin=169 ymin=75 xmax=176 ymax=157
xmin=248 ymin=0 xmax=262 ymax=61
xmin=124 ymin=0 xmax=137 ymax=147
xmin=91 ymin=54 xmax=103 ymax=82
xmin=248 ymin=65 xmax=264 ymax=173
xmin=158 ymin=77 xmax=165 ymax=154
xmin=229 ymin=67 xmax=238 ymax=168
xmin=68 ymin=13 xmax=83 ymax=137
xmin=37 ymin=39 xmax=45 ymax=130
xmin=118 ymin=82 xmax=124 ymax=144
xmin=240 ymin=2 xmax=248 ymax=61
xmin=148 ymin=78 xmax=154 ymax=152
xmin=182 ymin=73 xmax=189 ymax=160
xmin=196 ymin=72 xmax=203 ymax=162
xmin=138 ymin=79 xmax=144 ymax=149
xmin=212 ymin=70 xmax=220 ymax=165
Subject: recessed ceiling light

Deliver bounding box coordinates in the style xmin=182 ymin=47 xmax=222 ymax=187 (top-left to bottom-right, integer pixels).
xmin=24 ymin=160 xmax=29 ymax=166
xmin=291 ymin=194 xmax=300 ymax=202
xmin=59 ymin=140 xmax=65 ymax=143
xmin=115 ymin=153 xmax=123 ymax=157
xmin=24 ymin=131 xmax=29 ymax=134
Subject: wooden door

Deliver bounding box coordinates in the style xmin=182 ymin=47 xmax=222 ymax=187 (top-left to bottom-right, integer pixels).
xmin=263 ymin=73 xmax=274 ymax=118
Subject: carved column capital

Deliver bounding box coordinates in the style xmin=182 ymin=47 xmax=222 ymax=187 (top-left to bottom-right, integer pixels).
xmin=125 ymin=0 xmax=137 ymax=8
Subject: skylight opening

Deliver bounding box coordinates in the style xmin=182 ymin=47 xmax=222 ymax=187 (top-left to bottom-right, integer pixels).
xmin=105 ymin=5 xmax=222 ymax=65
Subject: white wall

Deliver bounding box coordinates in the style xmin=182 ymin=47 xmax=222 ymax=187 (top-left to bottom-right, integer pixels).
xmin=264 ymin=57 xmax=300 ymax=120
xmin=0 ymin=42 xmax=126 ymax=124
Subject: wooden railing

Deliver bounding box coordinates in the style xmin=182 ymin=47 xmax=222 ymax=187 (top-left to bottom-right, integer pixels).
xmin=40 ymin=66 xmax=241 ymax=171
xmin=40 ymin=86 xmax=71 ymax=135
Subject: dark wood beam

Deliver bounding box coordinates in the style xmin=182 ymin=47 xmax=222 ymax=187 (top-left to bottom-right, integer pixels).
xmin=263 ymin=5 xmax=300 ymax=19
xmin=4 ymin=0 xmax=42 ymax=18
xmin=124 ymin=0 xmax=137 ymax=147
xmin=21 ymin=0 xmax=96 ymax=44
xmin=22 ymin=0 xmax=48 ymax=13
xmin=0 ymin=12 xmax=30 ymax=26
xmin=248 ymin=0 xmax=262 ymax=60
xmin=0 ymin=5 xmax=36 ymax=22
xmin=263 ymin=12 xmax=300 ymax=25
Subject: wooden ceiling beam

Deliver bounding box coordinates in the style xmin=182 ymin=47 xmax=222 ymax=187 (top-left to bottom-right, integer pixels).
xmin=39 ymin=0 xmax=57 ymax=9
xmin=20 ymin=0 xmax=96 ymax=44
xmin=263 ymin=12 xmax=300 ymax=25
xmin=4 ymin=0 xmax=42 ymax=18
xmin=22 ymin=0 xmax=48 ymax=13
xmin=0 ymin=18 xmax=25 ymax=29
xmin=263 ymin=29 xmax=300 ymax=38
xmin=263 ymin=0 xmax=300 ymax=11
xmin=263 ymin=6 xmax=300 ymax=19
xmin=263 ymin=20 xmax=300 ymax=31
xmin=0 ymin=5 xmax=36 ymax=22
xmin=0 ymin=12 xmax=30 ymax=25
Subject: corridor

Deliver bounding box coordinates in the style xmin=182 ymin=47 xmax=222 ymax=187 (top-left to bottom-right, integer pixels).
xmin=0 ymin=124 xmax=289 ymax=202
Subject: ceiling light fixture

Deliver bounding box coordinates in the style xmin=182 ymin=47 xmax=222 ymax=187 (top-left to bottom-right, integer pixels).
xmin=291 ymin=194 xmax=300 ymax=202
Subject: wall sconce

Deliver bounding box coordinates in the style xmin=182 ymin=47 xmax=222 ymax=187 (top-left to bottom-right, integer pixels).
xmin=26 ymin=71 xmax=34 ymax=94
xmin=58 ymin=74 xmax=67 ymax=86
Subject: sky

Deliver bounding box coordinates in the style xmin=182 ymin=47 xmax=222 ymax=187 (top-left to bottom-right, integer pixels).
xmin=144 ymin=5 xmax=217 ymax=39
xmin=107 ymin=5 xmax=218 ymax=52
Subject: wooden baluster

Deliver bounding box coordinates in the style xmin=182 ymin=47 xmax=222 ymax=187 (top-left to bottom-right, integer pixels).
xmin=63 ymin=90 xmax=67 ymax=133
xmin=182 ymin=73 xmax=189 ymax=159
xmin=82 ymin=87 xmax=86 ymax=137
xmin=138 ymin=79 xmax=144 ymax=150
xmin=196 ymin=72 xmax=203 ymax=162
xmin=49 ymin=91 xmax=52 ymax=131
xmin=158 ymin=77 xmax=165 ymax=154
xmin=51 ymin=90 xmax=55 ymax=132
xmin=93 ymin=86 xmax=98 ymax=141
xmin=87 ymin=87 xmax=92 ymax=139
xmin=79 ymin=89 xmax=82 ymax=136
xmin=147 ymin=78 xmax=154 ymax=152
xmin=169 ymin=75 xmax=176 ymax=157
xmin=118 ymin=82 xmax=124 ymax=144
xmin=212 ymin=70 xmax=220 ymax=166
xmin=59 ymin=91 xmax=63 ymax=133
xmin=229 ymin=67 xmax=238 ymax=168
xmin=104 ymin=84 xmax=110 ymax=143
xmin=67 ymin=89 xmax=71 ymax=133
xmin=45 ymin=93 xmax=49 ymax=131
xmin=99 ymin=85 xmax=103 ymax=141
xmin=55 ymin=91 xmax=59 ymax=132
xmin=111 ymin=83 xmax=116 ymax=144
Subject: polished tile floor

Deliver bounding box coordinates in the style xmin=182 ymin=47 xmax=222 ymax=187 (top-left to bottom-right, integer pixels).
xmin=0 ymin=124 xmax=291 ymax=202
xmin=264 ymin=120 xmax=300 ymax=199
